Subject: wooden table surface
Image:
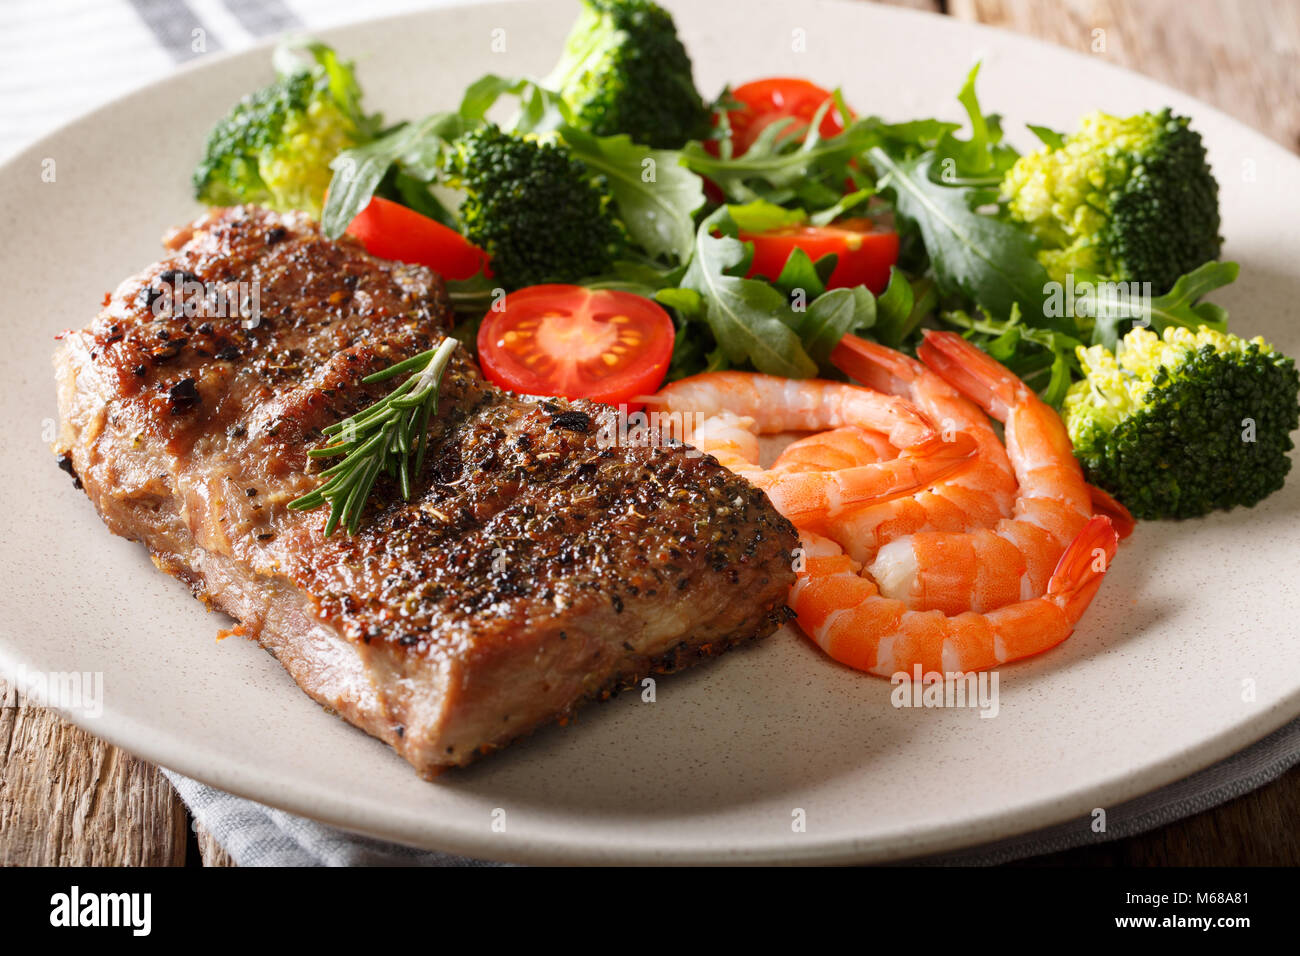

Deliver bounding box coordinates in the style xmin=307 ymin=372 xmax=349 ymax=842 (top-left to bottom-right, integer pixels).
xmin=3 ymin=0 xmax=1298 ymax=868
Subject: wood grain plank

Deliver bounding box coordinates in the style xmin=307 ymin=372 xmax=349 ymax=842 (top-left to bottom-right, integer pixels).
xmin=948 ymin=0 xmax=1300 ymax=153
xmin=195 ymin=822 xmax=237 ymax=867
xmin=0 ymin=680 xmax=188 ymax=866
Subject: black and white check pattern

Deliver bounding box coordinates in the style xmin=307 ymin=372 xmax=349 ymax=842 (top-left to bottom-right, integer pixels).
xmin=0 ymin=0 xmax=444 ymax=160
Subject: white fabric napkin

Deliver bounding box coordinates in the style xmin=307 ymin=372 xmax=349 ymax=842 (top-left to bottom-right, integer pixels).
xmin=9 ymin=0 xmax=1298 ymax=866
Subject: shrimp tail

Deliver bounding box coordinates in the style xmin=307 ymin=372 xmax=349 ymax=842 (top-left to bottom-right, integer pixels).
xmin=838 ymin=430 xmax=980 ymax=511
xmin=1046 ymin=515 xmax=1119 ymax=619
xmin=904 ymin=431 xmax=979 ymax=473
xmin=768 ymin=432 xmax=977 ymax=520
xmin=917 ymin=330 xmax=1023 ymax=420
xmin=1088 ymin=484 xmax=1136 ymax=539
xmin=831 ymin=334 xmax=922 ymax=394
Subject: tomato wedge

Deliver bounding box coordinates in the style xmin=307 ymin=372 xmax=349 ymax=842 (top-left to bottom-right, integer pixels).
xmin=740 ymin=218 xmax=900 ymax=294
xmin=477 ymin=285 xmax=675 ymax=407
xmin=713 ymin=77 xmax=851 ymax=157
xmin=345 ymin=196 xmax=490 ymax=281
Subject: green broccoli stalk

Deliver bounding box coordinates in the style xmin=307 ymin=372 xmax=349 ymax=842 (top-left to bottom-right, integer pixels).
xmin=193 ymin=42 xmax=377 ymax=216
xmin=545 ymin=0 xmax=709 ymax=149
xmin=1064 ymin=326 xmax=1299 ymax=519
xmin=1002 ymin=109 xmax=1222 ymax=294
xmin=441 ymin=124 xmax=623 ymax=290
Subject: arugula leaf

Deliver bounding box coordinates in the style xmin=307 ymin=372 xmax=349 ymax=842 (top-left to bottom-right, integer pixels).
xmin=557 ymin=125 xmax=705 ymax=264
xmin=872 ymin=267 xmax=936 ymax=348
xmin=580 ymin=259 xmax=685 ymax=298
xmin=322 ymin=126 xmax=418 ymax=239
xmin=868 ymin=147 xmax=1050 ymax=320
xmin=864 ymin=118 xmax=961 ymax=160
xmin=773 ymin=247 xmax=828 ymax=301
xmin=796 ymin=286 xmax=876 ymax=372
xmin=321 ymin=75 xmax=580 ymax=240
xmin=1089 ymin=260 xmax=1238 ymax=349
xmin=808 ymin=188 xmax=873 ymax=226
xmin=940 ymin=264 xmax=1238 ymax=403
xmin=326 ymin=73 xmax=706 ymax=265
xmin=656 ymin=286 xmax=705 ymax=320
xmin=935 ymin=65 xmax=992 ymax=177
xmin=1142 ymin=260 xmax=1237 ymax=333
xmin=682 ymin=99 xmax=867 ymax=204
xmin=941 ymin=304 xmax=1085 ymax=407
xmin=928 ymin=64 xmax=1020 ymax=185
xmin=727 ymin=192 xmax=872 ymax=232
xmin=387 ymin=168 xmax=457 ymax=228
xmin=849 ymin=70 xmax=1011 ymax=182
xmin=662 ymin=303 xmax=732 ymax=381
xmin=456 ymin=74 xmax=521 ymax=123
xmin=727 ymin=200 xmax=807 ymax=233
xmin=1026 ymin=124 xmax=1066 ymax=150
xmin=322 ymin=111 xmax=468 ymax=238
xmin=458 ymin=73 xmax=574 ymax=134
xmin=953 ymin=64 xmax=994 ymax=167
xmin=660 ymin=209 xmax=817 ymax=379
xmin=875 ymin=267 xmax=913 ymax=330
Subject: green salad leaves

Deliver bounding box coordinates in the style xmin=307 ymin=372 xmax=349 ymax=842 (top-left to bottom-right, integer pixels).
xmin=870 ymin=148 xmax=1050 ymax=320
xmin=659 ymin=210 xmax=817 ymax=379
xmin=193 ymin=29 xmax=1244 ymax=412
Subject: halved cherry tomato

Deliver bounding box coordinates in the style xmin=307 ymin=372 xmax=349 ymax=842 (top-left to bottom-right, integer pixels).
xmin=740 ymin=218 xmax=900 ymax=294
xmin=345 ymin=196 xmax=490 ymax=281
xmin=712 ymin=77 xmax=852 ymax=157
xmin=477 ymin=285 xmax=675 ymax=407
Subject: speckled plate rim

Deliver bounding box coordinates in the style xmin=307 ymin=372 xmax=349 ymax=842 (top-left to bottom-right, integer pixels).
xmin=2 ymin=0 xmax=1299 ymax=865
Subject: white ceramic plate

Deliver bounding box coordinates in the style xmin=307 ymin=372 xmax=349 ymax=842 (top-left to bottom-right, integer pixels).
xmin=2 ymin=0 xmax=1299 ymax=865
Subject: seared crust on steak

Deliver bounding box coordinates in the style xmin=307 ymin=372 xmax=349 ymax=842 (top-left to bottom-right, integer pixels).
xmin=53 ymin=206 xmax=797 ymax=775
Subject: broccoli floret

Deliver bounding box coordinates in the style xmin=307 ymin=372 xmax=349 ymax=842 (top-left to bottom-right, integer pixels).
xmin=1064 ymin=326 xmax=1299 ymax=519
xmin=442 ymin=124 xmax=622 ymax=290
xmin=1002 ymin=109 xmax=1222 ymax=294
xmin=194 ymin=43 xmax=374 ymax=216
xmin=545 ymin=0 xmax=709 ymax=149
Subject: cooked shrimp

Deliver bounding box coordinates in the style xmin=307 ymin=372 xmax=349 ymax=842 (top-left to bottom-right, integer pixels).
xmin=770 ymin=426 xmax=898 ymax=473
xmin=655 ymin=371 xmax=938 ymax=448
xmin=653 ymin=371 xmax=978 ymax=521
xmin=681 ymin=412 xmax=977 ymax=522
xmin=790 ymin=515 xmax=1119 ymax=676
xmin=772 ymin=335 xmax=1018 ymax=563
xmin=834 ymin=329 xmax=1123 ymax=614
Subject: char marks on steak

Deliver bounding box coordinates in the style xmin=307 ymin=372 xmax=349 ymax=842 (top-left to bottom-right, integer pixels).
xmin=53 ymin=206 xmax=797 ymax=776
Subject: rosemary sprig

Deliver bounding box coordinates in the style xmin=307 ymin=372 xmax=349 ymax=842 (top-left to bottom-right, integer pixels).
xmin=289 ymin=337 xmax=459 ymax=535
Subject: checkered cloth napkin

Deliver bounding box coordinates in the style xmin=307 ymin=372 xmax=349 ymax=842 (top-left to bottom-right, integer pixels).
xmin=7 ymin=0 xmax=1299 ymax=866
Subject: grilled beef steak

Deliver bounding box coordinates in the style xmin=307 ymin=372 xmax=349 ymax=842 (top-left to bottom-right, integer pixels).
xmin=52 ymin=206 xmax=797 ymax=776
